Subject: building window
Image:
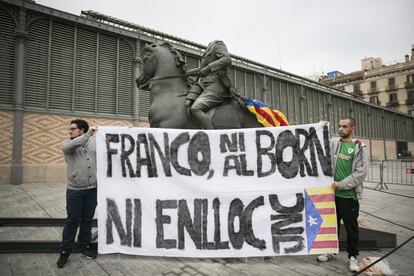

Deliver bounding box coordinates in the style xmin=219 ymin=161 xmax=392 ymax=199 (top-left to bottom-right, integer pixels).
xmin=407 ymin=90 xmax=414 ymax=105
xmin=369 ymin=81 xmax=377 ymax=93
xmin=353 ymin=83 xmax=361 ymax=94
xmin=407 ymin=74 xmax=414 ymax=88
xmin=408 ymin=110 xmax=414 ymax=116
xmin=386 ymin=93 xmax=399 ymax=108
xmin=388 ymin=77 xmax=396 ymax=90
xmin=389 ymin=93 xmax=397 ymax=102
xmin=369 ymin=96 xmax=379 ymax=105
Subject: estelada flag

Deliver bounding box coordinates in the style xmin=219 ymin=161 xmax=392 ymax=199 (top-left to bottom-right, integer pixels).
xmin=305 ymin=186 xmax=339 ymax=254
xmin=244 ymin=98 xmax=289 ymax=127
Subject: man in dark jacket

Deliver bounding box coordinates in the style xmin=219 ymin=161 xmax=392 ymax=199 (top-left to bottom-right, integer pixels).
xmin=57 ymin=119 xmax=98 ymax=268
xmin=185 ymin=40 xmax=232 ymax=129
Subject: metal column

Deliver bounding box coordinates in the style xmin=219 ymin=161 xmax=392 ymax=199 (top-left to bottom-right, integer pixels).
xmin=11 ymin=7 xmax=27 ymax=185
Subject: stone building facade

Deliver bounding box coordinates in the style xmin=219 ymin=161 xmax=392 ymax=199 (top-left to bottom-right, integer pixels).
xmin=320 ymin=47 xmax=414 ymax=116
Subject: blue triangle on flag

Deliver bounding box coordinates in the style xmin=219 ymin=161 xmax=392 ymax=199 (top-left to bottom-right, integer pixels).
xmin=304 ymin=190 xmax=323 ymax=252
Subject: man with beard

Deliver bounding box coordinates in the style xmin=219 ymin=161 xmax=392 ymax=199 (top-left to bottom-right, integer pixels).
xmin=317 ymin=117 xmax=368 ymax=272
xmin=57 ymin=119 xmax=98 ymax=268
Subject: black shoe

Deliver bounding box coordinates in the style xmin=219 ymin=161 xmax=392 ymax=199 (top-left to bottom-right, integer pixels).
xmin=57 ymin=252 xmax=70 ymax=268
xmin=80 ymin=245 xmax=97 ymax=259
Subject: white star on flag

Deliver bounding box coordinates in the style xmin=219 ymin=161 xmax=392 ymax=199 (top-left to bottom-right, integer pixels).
xmin=308 ymin=215 xmax=318 ymax=226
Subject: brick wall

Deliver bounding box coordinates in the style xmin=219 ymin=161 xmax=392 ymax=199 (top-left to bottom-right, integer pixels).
xmin=1 ymin=112 xmax=145 ymax=184
xmin=0 ymin=111 xmax=13 ymax=184
xmin=21 ymin=113 xmax=140 ymax=183
xmin=22 ymin=113 xmax=135 ymax=164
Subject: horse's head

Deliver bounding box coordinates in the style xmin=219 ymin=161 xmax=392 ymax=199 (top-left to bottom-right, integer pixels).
xmin=139 ymin=43 xmax=186 ymax=80
xmin=140 ymin=43 xmax=158 ymax=79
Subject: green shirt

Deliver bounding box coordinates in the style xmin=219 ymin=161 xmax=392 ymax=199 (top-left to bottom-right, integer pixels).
xmin=334 ymin=141 xmax=357 ymax=200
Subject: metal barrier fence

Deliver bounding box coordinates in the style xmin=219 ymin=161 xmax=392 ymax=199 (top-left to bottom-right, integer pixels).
xmin=366 ymin=160 xmax=383 ymax=184
xmin=366 ymin=159 xmax=414 ymax=189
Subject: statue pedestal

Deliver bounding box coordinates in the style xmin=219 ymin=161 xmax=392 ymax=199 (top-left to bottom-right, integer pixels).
xmin=338 ymin=224 xmax=396 ymax=250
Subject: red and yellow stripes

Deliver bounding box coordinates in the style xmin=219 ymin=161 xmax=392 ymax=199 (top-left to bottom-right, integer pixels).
xmin=244 ymin=98 xmax=289 ymax=127
xmin=307 ymin=186 xmax=339 ymax=254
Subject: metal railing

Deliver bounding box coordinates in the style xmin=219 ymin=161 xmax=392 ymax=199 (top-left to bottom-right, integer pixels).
xmin=366 ymin=159 xmax=414 ymax=189
xmin=385 ymin=101 xmax=400 ymax=107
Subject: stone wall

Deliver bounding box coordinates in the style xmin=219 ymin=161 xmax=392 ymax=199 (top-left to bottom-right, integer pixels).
xmin=408 ymin=142 xmax=414 ymax=156
xmin=370 ymin=139 xmax=386 ymax=160
xmin=385 ymin=140 xmax=397 ymax=159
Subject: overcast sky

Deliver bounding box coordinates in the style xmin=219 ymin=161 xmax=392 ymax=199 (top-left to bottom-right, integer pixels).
xmin=36 ymin=0 xmax=414 ymax=77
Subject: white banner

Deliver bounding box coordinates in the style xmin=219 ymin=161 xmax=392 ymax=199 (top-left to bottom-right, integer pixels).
xmin=96 ymin=123 xmax=338 ymax=257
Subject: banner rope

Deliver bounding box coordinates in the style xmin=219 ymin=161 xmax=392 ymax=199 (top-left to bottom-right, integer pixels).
xmin=360 ymin=210 xmax=414 ymax=232
xmin=352 ymin=235 xmax=414 ymax=276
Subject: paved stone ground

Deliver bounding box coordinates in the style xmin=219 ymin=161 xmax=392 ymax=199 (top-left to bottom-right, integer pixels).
xmin=0 ymin=182 xmax=413 ymax=276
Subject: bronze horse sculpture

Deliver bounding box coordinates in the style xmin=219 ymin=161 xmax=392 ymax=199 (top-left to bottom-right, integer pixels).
xmin=137 ymin=42 xmax=262 ymax=129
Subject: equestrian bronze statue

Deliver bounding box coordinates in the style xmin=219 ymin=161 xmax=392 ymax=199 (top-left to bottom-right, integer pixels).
xmin=137 ymin=42 xmax=261 ymax=129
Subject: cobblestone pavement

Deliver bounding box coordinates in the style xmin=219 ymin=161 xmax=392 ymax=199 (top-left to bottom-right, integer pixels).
xmin=0 ymin=182 xmax=413 ymax=275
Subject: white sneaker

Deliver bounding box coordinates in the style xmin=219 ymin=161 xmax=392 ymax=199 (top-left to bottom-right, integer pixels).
xmin=317 ymin=253 xmax=337 ymax=262
xmin=349 ymin=256 xmax=359 ymax=272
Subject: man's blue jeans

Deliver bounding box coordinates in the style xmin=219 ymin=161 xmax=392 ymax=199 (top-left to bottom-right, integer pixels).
xmin=59 ymin=188 xmax=97 ymax=254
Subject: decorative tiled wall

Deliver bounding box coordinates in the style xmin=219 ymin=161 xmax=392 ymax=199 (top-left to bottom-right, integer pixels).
xmin=0 ymin=111 xmax=13 ymax=164
xmin=22 ymin=113 xmax=134 ymax=164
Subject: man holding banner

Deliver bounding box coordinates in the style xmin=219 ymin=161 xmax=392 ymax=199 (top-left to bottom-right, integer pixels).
xmin=57 ymin=119 xmax=98 ymax=268
xmin=317 ymin=117 xmax=368 ymax=272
